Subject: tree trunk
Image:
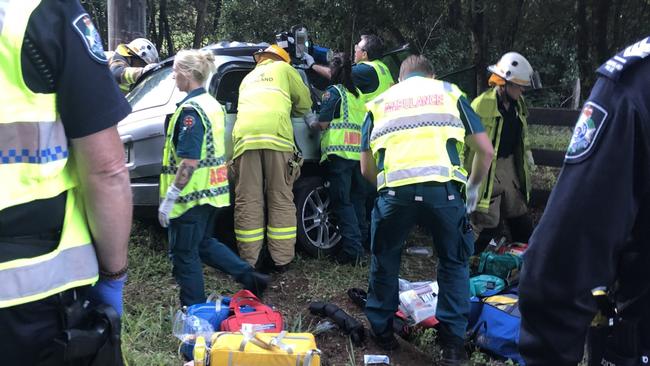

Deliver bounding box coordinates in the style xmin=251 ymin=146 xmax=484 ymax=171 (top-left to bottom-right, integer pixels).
xmin=193 ymin=0 xmax=208 ymax=49
xmin=147 ymin=0 xmax=159 ymax=51
xmin=592 ymin=0 xmax=610 ymax=64
xmin=159 ymin=0 xmax=174 ymax=56
xmin=576 ymin=0 xmax=591 ymax=91
xmin=107 ymin=0 xmax=147 ymax=50
xmin=467 ymin=0 xmax=487 ymax=95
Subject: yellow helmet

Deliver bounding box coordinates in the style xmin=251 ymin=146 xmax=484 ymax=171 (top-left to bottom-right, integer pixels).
xmin=254 ymin=44 xmax=291 ymax=64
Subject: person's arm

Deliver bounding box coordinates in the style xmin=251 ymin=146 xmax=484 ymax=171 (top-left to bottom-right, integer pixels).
xmin=457 ymin=96 xmax=493 ymax=186
xmin=311 ymin=63 xmax=332 ymax=79
xmin=158 ymin=109 xmax=204 ymax=227
xmin=71 ymin=127 xmax=131 ymax=273
xmin=287 ymin=65 xmax=313 ymax=117
xmin=359 ymin=111 xmax=377 ymax=185
xmin=465 ymin=132 xmax=493 ymax=186
xmin=316 ymin=86 xmax=342 ymax=130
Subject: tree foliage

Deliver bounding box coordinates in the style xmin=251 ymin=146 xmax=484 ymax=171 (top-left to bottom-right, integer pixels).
xmin=83 ymin=0 xmax=650 ymax=106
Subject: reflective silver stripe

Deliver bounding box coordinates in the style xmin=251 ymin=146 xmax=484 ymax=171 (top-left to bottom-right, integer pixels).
xmin=377 ymin=165 xmax=468 ymax=187
xmin=0 ymin=244 xmax=97 ymax=302
xmin=0 ymin=121 xmax=68 ymax=164
xmin=0 ymin=0 xmax=8 ymax=34
xmin=370 ymin=113 xmax=463 ymax=142
xmin=238 ymin=135 xmax=294 ymax=148
xmin=228 ymin=351 xmax=233 ymax=366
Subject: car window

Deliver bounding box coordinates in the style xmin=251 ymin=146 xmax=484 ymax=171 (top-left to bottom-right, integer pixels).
xmin=126 ymin=67 xmax=176 ymax=112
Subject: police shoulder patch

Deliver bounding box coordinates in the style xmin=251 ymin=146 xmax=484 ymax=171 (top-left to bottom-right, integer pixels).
xmin=72 ymin=14 xmax=107 ymax=64
xmin=183 ymin=115 xmax=195 ymax=128
xmin=565 ymin=101 xmax=608 ymax=163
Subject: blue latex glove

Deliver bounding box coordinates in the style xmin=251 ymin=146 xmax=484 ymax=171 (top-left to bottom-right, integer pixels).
xmin=87 ymin=276 xmax=126 ymax=316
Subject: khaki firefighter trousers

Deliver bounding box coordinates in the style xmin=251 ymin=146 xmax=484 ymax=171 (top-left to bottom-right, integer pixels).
xmin=232 ymin=149 xmax=300 ymax=267
xmin=470 ymin=155 xmax=528 ymax=237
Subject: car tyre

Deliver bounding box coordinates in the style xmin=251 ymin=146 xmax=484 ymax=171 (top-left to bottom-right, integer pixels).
xmin=293 ymin=176 xmax=342 ymax=257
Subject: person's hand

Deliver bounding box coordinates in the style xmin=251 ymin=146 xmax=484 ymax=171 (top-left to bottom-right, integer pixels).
xmin=143 ymin=62 xmax=158 ymax=73
xmin=526 ymin=150 xmax=536 ymax=172
xmin=296 ymin=53 xmax=315 ymax=70
xmin=158 ymin=184 xmax=181 ymax=227
xmin=465 ymin=182 xmax=480 ymax=214
xmin=303 ymin=112 xmax=319 ymax=130
xmin=87 ymin=276 xmax=126 ymax=316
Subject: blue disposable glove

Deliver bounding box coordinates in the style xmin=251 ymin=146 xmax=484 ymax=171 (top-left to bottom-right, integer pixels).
xmin=87 ymin=275 xmax=126 ymax=316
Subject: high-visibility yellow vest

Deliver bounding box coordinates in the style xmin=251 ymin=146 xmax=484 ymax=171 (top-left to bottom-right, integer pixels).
xmin=468 ymin=88 xmax=531 ymax=212
xmin=320 ymin=85 xmax=366 ymax=163
xmin=0 ymin=0 xmax=99 ymax=308
xmin=232 ymin=60 xmax=297 ymax=159
xmin=358 ymin=60 xmax=394 ymax=103
xmin=160 ymin=93 xmax=230 ymax=219
xmin=367 ymin=76 xmax=468 ymax=190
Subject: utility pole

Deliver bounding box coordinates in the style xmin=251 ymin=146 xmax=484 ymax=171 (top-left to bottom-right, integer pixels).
xmin=107 ymin=0 xmax=147 ymax=51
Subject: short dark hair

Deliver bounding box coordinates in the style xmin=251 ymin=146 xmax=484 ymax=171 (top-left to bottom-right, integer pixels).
xmin=360 ymin=34 xmax=384 ymax=61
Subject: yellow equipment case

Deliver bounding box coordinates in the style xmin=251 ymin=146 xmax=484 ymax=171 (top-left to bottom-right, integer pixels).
xmin=209 ymin=331 xmax=321 ymax=366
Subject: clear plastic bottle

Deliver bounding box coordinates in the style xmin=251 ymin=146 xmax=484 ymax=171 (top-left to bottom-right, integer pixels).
xmin=405 ymin=246 xmax=433 ymax=257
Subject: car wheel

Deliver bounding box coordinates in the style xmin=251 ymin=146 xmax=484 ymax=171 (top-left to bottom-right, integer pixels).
xmin=294 ymin=176 xmax=342 ymax=257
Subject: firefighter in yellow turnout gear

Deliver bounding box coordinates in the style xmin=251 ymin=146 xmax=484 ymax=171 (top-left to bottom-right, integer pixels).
xmin=360 ymin=56 xmax=493 ymax=365
xmin=158 ymin=50 xmax=268 ymax=306
xmin=108 ymin=38 xmax=159 ymax=93
xmin=232 ymin=45 xmax=312 ymax=270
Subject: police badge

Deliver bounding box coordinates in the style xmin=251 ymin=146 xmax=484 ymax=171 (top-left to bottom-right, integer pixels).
xmin=565 ymin=101 xmax=608 ymax=163
xmin=72 ymin=14 xmax=107 ymax=63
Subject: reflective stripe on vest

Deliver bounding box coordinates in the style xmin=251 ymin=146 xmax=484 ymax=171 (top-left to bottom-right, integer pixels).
xmin=320 ymin=85 xmax=365 ymax=162
xmin=160 ymin=93 xmax=230 ymax=218
xmin=233 ymin=60 xmax=296 ymax=158
xmin=358 ymin=60 xmax=394 ymax=103
xmin=0 ymin=0 xmax=99 ymax=307
xmin=367 ymin=77 xmax=468 ymax=190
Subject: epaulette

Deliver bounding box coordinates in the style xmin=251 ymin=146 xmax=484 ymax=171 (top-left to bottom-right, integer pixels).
xmin=597 ymin=35 xmax=650 ymax=81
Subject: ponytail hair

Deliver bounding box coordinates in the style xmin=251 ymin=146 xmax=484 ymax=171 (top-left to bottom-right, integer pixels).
xmin=174 ymin=49 xmax=216 ymax=85
xmin=329 ymin=52 xmax=359 ymax=98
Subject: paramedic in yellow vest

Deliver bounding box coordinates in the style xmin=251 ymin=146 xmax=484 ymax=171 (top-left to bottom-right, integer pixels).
xmin=0 ymin=1 xmax=132 ymax=363
xmin=108 ymin=37 xmax=159 ymax=93
xmin=158 ymin=49 xmax=269 ymax=306
xmin=465 ymin=52 xmax=541 ymax=252
xmin=232 ymin=45 xmax=312 ymax=271
xmin=310 ymin=53 xmax=368 ymax=265
xmin=309 ymin=35 xmax=394 ymax=248
xmin=361 ymin=55 xmax=493 ymax=365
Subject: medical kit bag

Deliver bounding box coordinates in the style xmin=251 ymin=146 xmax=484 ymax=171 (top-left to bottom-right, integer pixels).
xmin=477 ymin=251 xmax=523 ymax=281
xmin=469 ymin=290 xmax=525 ymax=365
xmin=469 ymin=274 xmax=506 ymax=297
xmin=221 ymin=289 xmax=283 ymax=333
xmin=210 ymin=330 xmax=321 ymax=366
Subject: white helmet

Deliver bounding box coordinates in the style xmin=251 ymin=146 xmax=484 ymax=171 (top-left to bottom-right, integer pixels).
xmin=127 ymin=38 xmax=159 ymax=64
xmin=487 ymin=52 xmax=541 ymax=89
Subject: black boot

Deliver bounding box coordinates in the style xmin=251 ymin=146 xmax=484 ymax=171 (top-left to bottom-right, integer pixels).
xmin=240 ymin=271 xmax=270 ymax=298
xmin=370 ymin=330 xmax=399 ymax=351
xmin=437 ymin=323 xmax=469 ymax=366
xmin=507 ymin=213 xmax=534 ymax=243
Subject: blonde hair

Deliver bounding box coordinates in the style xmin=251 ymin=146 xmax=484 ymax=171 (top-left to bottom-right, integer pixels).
xmin=174 ymin=49 xmax=216 ymax=84
xmin=399 ymin=54 xmax=435 ymax=81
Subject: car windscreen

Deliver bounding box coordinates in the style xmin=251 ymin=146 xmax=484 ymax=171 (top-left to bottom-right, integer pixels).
xmin=126 ymin=67 xmax=176 ymax=112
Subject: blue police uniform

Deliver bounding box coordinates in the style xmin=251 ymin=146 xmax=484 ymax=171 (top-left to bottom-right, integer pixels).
xmin=0 ymin=0 xmax=130 ymax=363
xmin=362 ymin=84 xmax=485 ymax=341
xmin=519 ymin=36 xmax=650 ymax=365
xmin=319 ymin=86 xmax=372 ymax=259
xmin=167 ymin=87 xmax=258 ymax=306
